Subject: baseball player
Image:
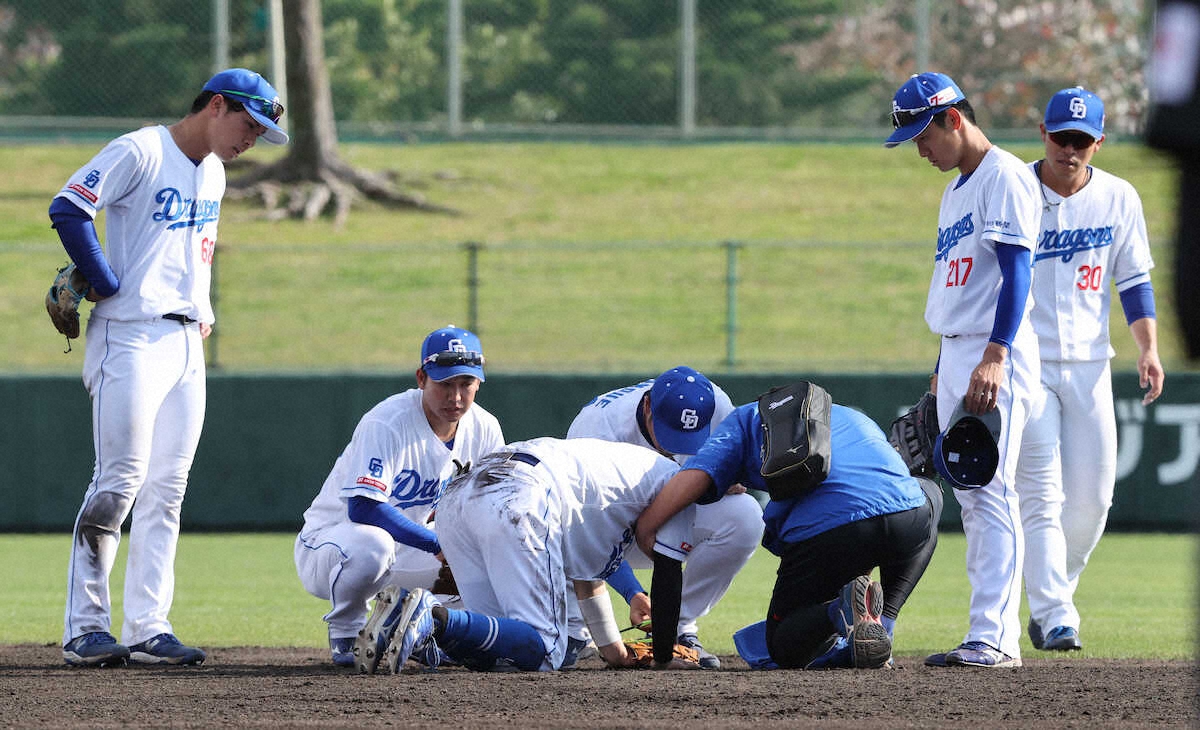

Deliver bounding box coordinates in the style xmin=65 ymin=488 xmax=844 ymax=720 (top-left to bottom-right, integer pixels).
xmin=1018 ymin=88 xmax=1164 ymax=652
xmin=55 ymin=69 xmax=287 ymax=667
xmin=294 ymin=326 xmax=504 ymax=667
xmin=634 ymin=392 xmax=942 ymax=670
xmin=886 ymin=72 xmax=1042 ymax=668
xmin=565 ymin=366 xmax=762 ymax=669
xmin=358 ymin=438 xmax=695 ymax=673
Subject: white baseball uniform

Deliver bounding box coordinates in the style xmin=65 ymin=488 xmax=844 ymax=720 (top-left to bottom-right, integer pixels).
xmin=927 ymin=146 xmax=1042 ymax=659
xmin=294 ymin=388 xmax=503 ymax=640
xmin=1018 ymin=163 xmax=1155 ymax=632
xmin=566 ymin=379 xmax=762 ymax=635
xmin=435 ymin=438 xmax=694 ymax=670
xmin=61 ymin=126 xmax=223 ymax=647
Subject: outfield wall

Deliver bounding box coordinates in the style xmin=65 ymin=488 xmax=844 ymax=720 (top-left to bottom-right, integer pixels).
xmin=2 ymin=373 xmax=1196 ymax=532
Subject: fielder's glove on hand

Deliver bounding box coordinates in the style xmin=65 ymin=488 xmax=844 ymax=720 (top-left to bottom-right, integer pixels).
xmin=45 ymin=263 xmax=91 ymax=342
xmin=888 ymin=391 xmax=939 ymax=478
xmin=619 ymin=637 xmax=700 ymax=670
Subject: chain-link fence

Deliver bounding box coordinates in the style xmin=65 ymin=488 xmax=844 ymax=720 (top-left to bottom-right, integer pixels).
xmin=0 ymin=0 xmax=1153 ymax=143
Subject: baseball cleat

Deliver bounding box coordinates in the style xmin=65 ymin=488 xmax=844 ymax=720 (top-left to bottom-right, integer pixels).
xmin=924 ymin=651 xmax=950 ymax=667
xmin=329 ymin=636 xmax=356 ymax=667
xmin=560 ymin=636 xmax=590 ymax=670
xmin=127 ymin=633 xmax=206 ymax=665
xmin=676 ymin=633 xmax=721 ymax=670
xmin=1042 ymin=626 xmax=1082 ymax=651
xmin=945 ymin=641 xmax=1022 ymax=668
xmin=63 ymin=631 xmax=130 ymax=667
xmin=835 ymin=576 xmax=891 ymax=669
xmin=354 ymin=584 xmax=410 ymax=674
xmin=1027 ymin=618 xmax=1046 ymax=650
xmin=384 ymin=588 xmax=441 ymax=674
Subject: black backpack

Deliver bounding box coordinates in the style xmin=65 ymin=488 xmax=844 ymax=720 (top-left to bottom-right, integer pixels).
xmin=757 ymin=381 xmax=833 ymax=501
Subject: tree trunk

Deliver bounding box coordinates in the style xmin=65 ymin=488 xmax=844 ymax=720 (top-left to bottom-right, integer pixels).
xmin=280 ymin=0 xmax=341 ymax=178
xmin=228 ymin=0 xmax=454 ymax=223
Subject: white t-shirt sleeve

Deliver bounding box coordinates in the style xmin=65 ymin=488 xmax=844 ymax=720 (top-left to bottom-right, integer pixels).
xmin=652 ymin=503 xmax=696 ymax=562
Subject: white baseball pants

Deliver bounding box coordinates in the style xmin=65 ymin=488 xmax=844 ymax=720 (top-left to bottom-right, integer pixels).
xmin=63 ymin=316 xmax=205 ymax=646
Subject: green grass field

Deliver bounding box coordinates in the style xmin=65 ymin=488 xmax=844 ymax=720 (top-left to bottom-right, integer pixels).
xmin=0 ymin=142 xmax=1191 ymax=374
xmin=2 ymin=142 xmax=1194 ymax=665
xmin=3 ymin=532 xmax=1193 ymax=660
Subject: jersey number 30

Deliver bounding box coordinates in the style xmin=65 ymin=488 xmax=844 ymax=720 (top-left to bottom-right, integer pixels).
xmin=1076 ymin=264 xmax=1103 ymax=291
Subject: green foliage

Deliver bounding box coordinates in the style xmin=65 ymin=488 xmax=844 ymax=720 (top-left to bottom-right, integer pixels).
xmin=325 ymin=0 xmax=444 ymax=123
xmin=0 ymin=0 xmax=271 ymax=117
xmin=0 ymin=141 xmax=1189 ymax=375
xmin=2 ymin=532 xmax=1193 ymax=658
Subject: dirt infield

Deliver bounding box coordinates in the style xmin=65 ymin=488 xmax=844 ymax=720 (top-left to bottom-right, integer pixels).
xmin=0 ymin=644 xmax=1194 ymax=729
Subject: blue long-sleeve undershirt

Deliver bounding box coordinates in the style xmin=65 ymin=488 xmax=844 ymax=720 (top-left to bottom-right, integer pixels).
xmin=989 ymin=243 xmax=1032 ymax=349
xmin=606 ymin=560 xmax=647 ymax=603
xmin=48 ymin=197 xmax=119 ymax=297
xmin=347 ymin=495 xmax=441 ymax=554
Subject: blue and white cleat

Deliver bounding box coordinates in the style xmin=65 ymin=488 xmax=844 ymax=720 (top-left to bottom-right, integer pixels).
xmin=677 ymin=633 xmax=721 ymax=670
xmin=1027 ymin=618 xmax=1046 ymax=650
xmin=1042 ymin=626 xmax=1082 ymax=651
xmin=945 ymin=641 xmax=1021 ymax=668
xmin=63 ymin=631 xmax=130 ymax=667
xmin=330 ymin=636 xmax=356 ymax=667
xmin=354 ymin=584 xmax=410 ymax=674
xmin=384 ymin=588 xmax=440 ymax=674
xmin=127 ymin=633 xmax=206 ymax=665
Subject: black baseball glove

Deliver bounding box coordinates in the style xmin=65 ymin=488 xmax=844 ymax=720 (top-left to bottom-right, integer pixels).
xmin=888 ymin=391 xmax=939 ymax=478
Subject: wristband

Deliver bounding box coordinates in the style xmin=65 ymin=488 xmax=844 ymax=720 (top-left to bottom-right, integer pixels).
xmin=577 ymin=593 xmax=622 ymax=647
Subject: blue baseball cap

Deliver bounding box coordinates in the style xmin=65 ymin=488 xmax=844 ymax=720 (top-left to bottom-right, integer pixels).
xmin=420 ymin=326 xmax=485 ymax=382
xmin=1044 ymin=86 xmax=1105 ymax=140
xmin=884 ymin=72 xmax=966 ymax=148
xmin=649 ymin=366 xmax=717 ymax=456
xmin=203 ymin=68 xmax=289 ymax=145
xmin=933 ymin=398 xmax=1001 ymax=490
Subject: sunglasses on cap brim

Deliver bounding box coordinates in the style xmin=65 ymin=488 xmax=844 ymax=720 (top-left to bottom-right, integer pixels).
xmin=890 ymin=104 xmax=953 ymax=130
xmin=217 ymin=89 xmax=284 ymax=123
xmin=422 ymin=351 xmax=485 ymax=369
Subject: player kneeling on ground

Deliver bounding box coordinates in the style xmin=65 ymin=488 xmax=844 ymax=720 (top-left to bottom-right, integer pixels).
xmin=357 ymin=438 xmax=702 ymax=673
xmin=636 ymin=382 xmax=943 ymax=669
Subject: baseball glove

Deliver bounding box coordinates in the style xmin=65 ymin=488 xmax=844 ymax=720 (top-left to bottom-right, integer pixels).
xmin=45 ymin=263 xmax=91 ymax=341
xmin=621 ymin=637 xmax=700 ymax=669
xmin=888 ymin=391 xmax=939 ymax=478
xmin=432 ymin=562 xmax=458 ymax=596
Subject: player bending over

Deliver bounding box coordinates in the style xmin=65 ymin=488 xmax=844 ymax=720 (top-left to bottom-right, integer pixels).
xmin=635 ymin=385 xmax=941 ymax=669
xmin=564 ymin=366 xmax=763 ymax=668
xmin=354 ymin=438 xmax=701 ymax=673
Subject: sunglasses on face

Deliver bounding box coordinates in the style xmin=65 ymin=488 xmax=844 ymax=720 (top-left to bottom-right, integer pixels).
xmin=422 ymin=350 xmax=485 ymax=369
xmin=1048 ymin=130 xmax=1096 ymax=150
xmin=218 ymin=89 xmax=284 ymax=123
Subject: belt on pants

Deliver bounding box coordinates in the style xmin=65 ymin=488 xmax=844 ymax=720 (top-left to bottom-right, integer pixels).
xmin=163 ymin=313 xmax=197 ymax=324
xmin=504 ymin=451 xmax=540 ymax=467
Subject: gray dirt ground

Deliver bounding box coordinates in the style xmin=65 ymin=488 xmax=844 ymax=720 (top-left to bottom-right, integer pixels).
xmin=0 ymin=645 xmax=1195 ymax=729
